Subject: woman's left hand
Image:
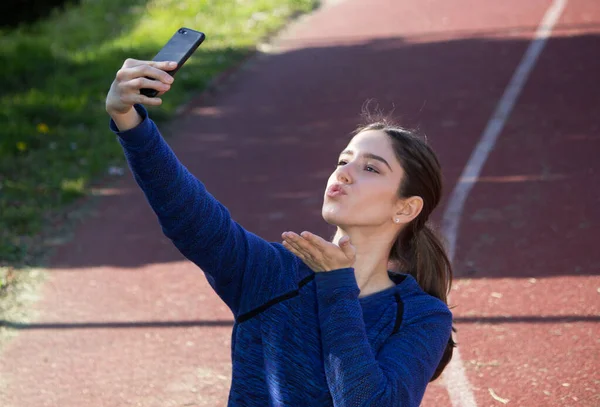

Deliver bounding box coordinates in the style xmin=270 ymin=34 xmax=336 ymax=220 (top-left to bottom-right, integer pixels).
xmin=281 ymin=231 xmax=356 ymax=272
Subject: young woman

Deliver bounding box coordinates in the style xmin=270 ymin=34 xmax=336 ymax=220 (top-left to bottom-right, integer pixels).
xmin=106 ymin=58 xmax=455 ymax=407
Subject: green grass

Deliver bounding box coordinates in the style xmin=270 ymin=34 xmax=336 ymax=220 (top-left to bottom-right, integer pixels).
xmin=0 ymin=0 xmax=317 ymax=267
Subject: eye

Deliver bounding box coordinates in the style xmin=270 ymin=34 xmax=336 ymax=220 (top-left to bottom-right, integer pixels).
xmin=337 ymin=160 xmax=380 ymax=174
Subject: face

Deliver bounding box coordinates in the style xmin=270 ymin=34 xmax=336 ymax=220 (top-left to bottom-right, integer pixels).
xmin=322 ymin=130 xmax=405 ymax=228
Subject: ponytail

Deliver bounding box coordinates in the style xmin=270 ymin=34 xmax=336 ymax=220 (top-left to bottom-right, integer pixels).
xmin=353 ymin=109 xmax=456 ymax=382
xmin=390 ymin=221 xmax=456 ymax=382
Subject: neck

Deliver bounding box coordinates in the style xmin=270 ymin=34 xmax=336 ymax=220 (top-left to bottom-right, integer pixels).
xmin=332 ymin=226 xmax=397 ymax=297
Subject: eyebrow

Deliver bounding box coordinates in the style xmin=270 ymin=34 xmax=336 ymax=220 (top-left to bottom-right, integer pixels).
xmin=340 ymin=150 xmax=393 ymax=172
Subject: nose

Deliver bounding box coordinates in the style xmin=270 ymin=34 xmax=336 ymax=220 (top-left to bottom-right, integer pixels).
xmin=336 ymin=163 xmax=353 ymax=184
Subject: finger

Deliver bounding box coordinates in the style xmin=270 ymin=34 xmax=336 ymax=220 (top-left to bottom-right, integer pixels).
xmin=284 ymin=232 xmax=314 ymax=253
xmin=338 ymin=236 xmax=356 ymax=260
xmin=283 ymin=233 xmax=317 ymax=261
xmin=282 ymin=240 xmax=298 ymax=254
xmin=120 ymin=93 xmax=163 ymax=107
xmin=117 ymin=64 xmax=175 ymax=85
xmin=138 ymin=64 xmax=176 ymax=84
xmin=136 ymin=94 xmax=163 ymax=106
xmin=338 ymin=235 xmax=350 ymax=246
xmin=123 ymin=58 xmax=177 ymax=72
xmin=148 ymin=60 xmax=178 ymax=72
xmin=299 ymin=231 xmax=328 ymax=253
xmin=122 ymin=58 xmax=144 ymax=68
xmin=124 ymin=77 xmax=171 ymax=93
xmin=283 ymin=241 xmax=321 ymax=271
xmin=282 ymin=240 xmax=306 ymax=260
xmin=283 ymin=233 xmax=308 ymax=257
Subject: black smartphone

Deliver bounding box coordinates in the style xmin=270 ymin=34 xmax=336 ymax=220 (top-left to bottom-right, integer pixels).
xmin=140 ymin=27 xmax=206 ymax=98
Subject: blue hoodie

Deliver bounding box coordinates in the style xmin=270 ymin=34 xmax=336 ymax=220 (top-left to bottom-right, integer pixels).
xmin=110 ymin=104 xmax=453 ymax=407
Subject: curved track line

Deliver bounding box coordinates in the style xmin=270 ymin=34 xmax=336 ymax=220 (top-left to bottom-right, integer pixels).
xmin=440 ymin=1 xmax=568 ymax=406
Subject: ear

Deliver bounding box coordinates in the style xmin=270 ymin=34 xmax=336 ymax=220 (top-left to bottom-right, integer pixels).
xmin=393 ymin=196 xmax=424 ymax=225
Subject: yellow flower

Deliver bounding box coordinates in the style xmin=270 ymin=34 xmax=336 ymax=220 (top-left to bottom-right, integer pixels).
xmin=16 ymin=142 xmax=27 ymax=152
xmin=37 ymin=123 xmax=49 ymax=134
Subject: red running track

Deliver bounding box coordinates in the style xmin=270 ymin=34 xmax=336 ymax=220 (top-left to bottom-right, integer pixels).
xmin=0 ymin=0 xmax=598 ymax=406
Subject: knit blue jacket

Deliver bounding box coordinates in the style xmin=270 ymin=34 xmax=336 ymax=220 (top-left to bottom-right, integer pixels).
xmin=110 ymin=105 xmax=453 ymax=407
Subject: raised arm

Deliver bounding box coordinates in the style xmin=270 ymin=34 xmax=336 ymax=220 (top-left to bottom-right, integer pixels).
xmin=105 ymin=59 xmax=300 ymax=317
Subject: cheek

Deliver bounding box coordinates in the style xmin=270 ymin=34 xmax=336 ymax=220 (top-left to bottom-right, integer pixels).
xmin=351 ymin=187 xmax=395 ymax=221
xmin=322 ymin=184 xmax=396 ymax=225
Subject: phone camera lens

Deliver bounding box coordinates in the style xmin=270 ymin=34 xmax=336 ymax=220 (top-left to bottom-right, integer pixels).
xmin=178 ymin=28 xmax=187 ymax=34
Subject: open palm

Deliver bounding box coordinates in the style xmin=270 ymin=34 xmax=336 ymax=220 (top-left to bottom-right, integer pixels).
xmin=281 ymin=231 xmax=356 ymax=272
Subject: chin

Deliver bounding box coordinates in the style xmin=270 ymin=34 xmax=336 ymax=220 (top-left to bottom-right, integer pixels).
xmin=321 ymin=204 xmax=347 ymax=227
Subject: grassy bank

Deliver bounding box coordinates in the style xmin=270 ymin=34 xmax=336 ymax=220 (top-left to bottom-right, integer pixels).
xmin=0 ymin=0 xmax=317 ymax=280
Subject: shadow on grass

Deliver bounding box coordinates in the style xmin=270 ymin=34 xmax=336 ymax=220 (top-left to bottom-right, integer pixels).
xmin=0 ymin=6 xmax=251 ymax=261
xmin=0 ymin=0 xmax=81 ymax=28
xmin=7 ymin=32 xmax=600 ymax=282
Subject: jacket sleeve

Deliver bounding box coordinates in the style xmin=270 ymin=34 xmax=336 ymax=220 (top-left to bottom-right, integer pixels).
xmin=110 ymin=104 xmax=300 ymax=317
xmin=315 ymin=268 xmax=452 ymax=407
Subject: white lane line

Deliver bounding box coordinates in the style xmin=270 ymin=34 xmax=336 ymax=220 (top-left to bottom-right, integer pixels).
xmin=440 ymin=1 xmax=568 ymax=406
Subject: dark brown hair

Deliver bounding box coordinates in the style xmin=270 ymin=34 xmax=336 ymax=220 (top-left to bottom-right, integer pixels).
xmin=353 ymin=106 xmax=456 ymax=382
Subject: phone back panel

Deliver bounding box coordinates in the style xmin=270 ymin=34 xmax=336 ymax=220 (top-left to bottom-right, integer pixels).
xmin=140 ymin=28 xmax=205 ymax=97
xmin=152 ymin=28 xmax=206 ymax=76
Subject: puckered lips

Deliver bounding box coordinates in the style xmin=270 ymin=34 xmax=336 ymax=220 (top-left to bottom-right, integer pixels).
xmin=325 ymin=183 xmax=347 ymax=198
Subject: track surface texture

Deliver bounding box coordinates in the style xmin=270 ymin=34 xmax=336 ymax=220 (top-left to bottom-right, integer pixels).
xmin=1 ymin=0 xmax=598 ymax=406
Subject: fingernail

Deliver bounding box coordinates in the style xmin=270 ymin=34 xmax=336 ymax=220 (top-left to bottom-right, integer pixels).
xmin=169 ymin=61 xmax=177 ymax=67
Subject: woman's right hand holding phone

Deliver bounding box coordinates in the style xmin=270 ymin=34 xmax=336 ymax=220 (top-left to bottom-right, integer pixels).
xmin=106 ymin=58 xmax=177 ymax=131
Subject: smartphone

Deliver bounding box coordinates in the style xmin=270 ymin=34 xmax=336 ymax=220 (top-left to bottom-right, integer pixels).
xmin=140 ymin=27 xmax=206 ymax=98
